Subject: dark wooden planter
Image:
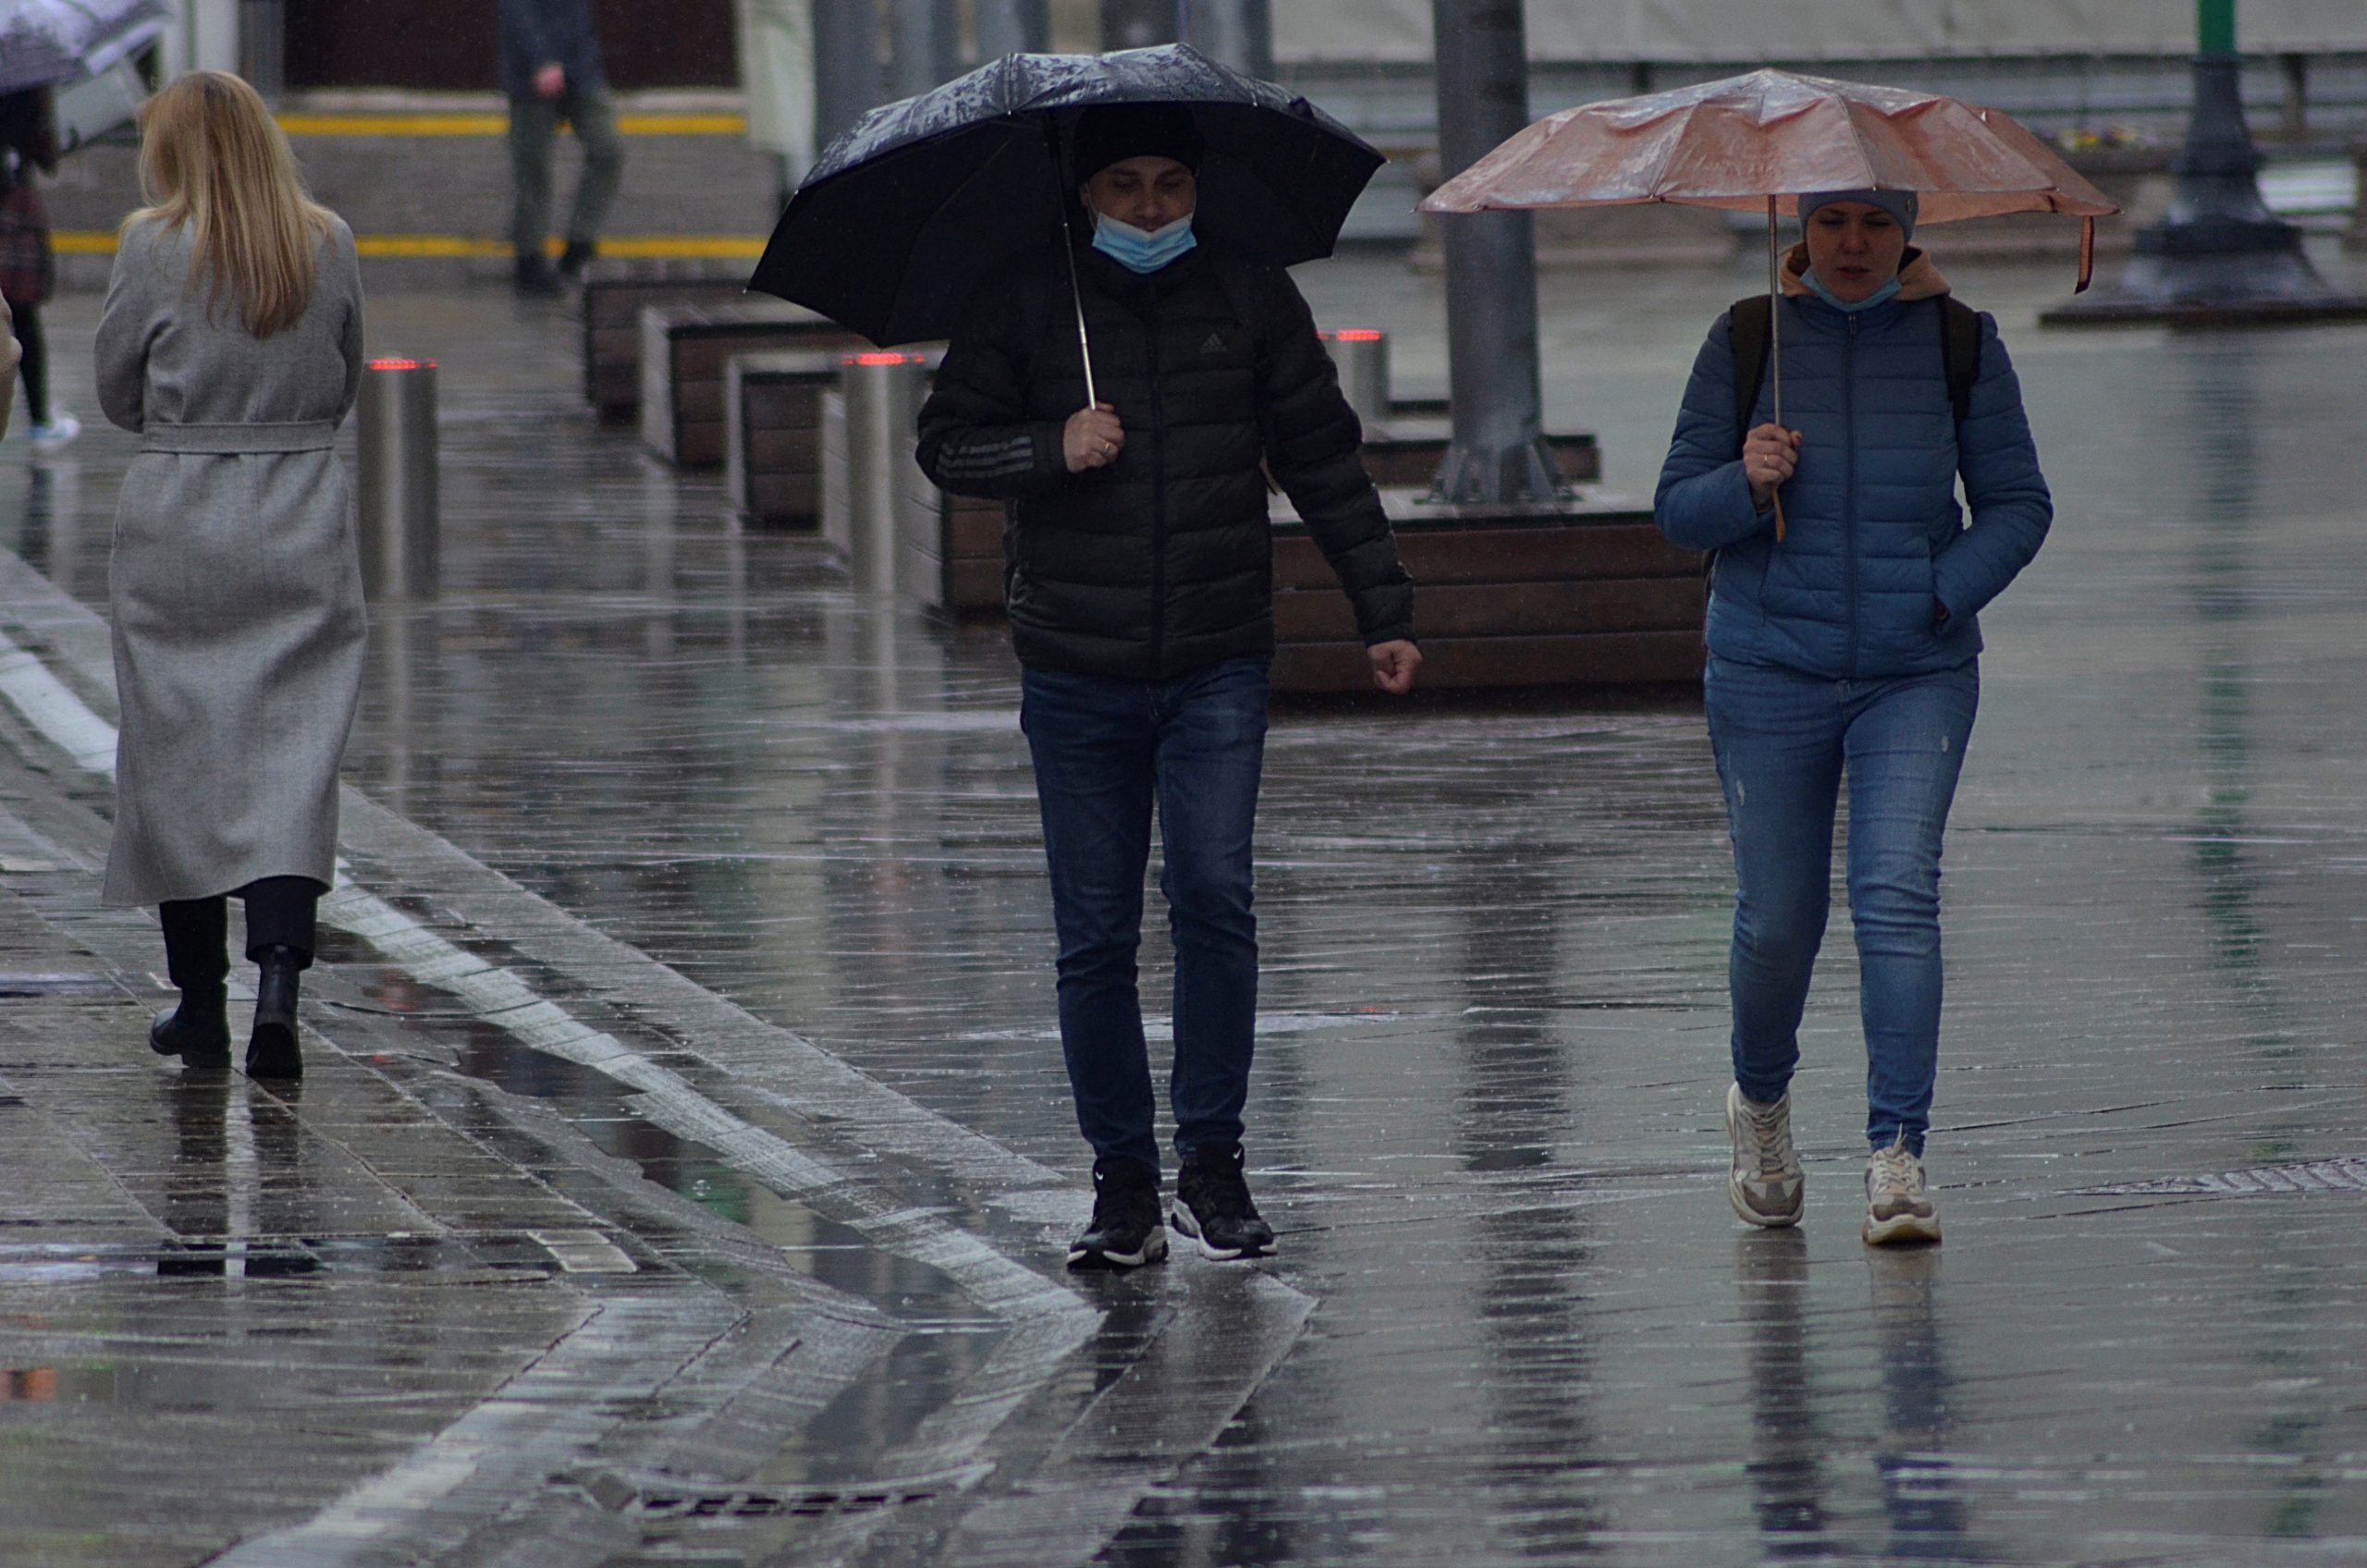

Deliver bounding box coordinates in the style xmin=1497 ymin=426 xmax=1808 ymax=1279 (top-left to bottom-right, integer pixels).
xmin=920 ymin=481 xmax=1703 ymax=692
xmin=578 ymin=263 xmax=751 ymax=423
xmin=724 ymin=349 xmax=844 ymax=530
xmin=1269 ymin=491 xmax=1704 ymax=694
xmin=640 ymin=301 xmax=871 ymax=468
xmin=937 ymin=492 xmax=1007 ymax=617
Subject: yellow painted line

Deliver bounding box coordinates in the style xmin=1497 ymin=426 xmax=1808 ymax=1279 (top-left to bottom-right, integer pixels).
xmin=57 ymin=232 xmax=765 ymax=260
xmin=277 ymin=113 xmax=506 ymax=136
xmin=618 ymin=114 xmax=747 ymax=136
xmin=273 ymin=112 xmax=746 ymax=138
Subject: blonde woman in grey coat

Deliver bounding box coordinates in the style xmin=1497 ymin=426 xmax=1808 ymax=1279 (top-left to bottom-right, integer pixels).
xmin=96 ymin=71 xmax=366 ymax=1080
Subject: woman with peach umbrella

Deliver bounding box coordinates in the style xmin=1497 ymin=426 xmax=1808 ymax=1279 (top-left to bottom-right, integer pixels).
xmin=1426 ymin=69 xmax=2114 ymax=1246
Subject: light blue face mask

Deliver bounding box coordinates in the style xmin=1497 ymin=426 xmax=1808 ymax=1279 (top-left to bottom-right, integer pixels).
xmin=1092 ymin=212 xmax=1198 ymax=274
xmin=1803 ymin=268 xmax=1902 ymax=313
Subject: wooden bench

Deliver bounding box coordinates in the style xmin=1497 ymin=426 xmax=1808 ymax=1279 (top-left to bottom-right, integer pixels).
xmin=724 ymin=349 xmax=843 ymax=529
xmin=1269 ymin=490 xmax=1704 ymax=693
xmin=578 ymin=262 xmax=750 ymax=423
xmin=640 ymin=300 xmax=871 ymax=468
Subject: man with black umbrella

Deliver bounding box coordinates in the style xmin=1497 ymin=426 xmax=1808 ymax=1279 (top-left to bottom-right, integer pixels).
xmin=919 ymin=104 xmax=1420 ymax=1271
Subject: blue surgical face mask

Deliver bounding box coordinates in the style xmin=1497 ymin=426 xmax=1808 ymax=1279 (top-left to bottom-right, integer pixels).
xmin=1092 ymin=211 xmax=1198 ymax=274
xmin=1803 ymin=268 xmax=1902 ymax=313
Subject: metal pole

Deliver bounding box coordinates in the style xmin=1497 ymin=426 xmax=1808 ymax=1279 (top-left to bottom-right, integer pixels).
xmin=1428 ymin=0 xmax=1559 ymax=505
xmin=813 ymin=0 xmax=882 ymax=147
xmin=1320 ymin=330 xmax=1390 ymax=432
xmin=889 ymin=0 xmax=961 ymax=99
xmin=2047 ymin=0 xmax=2365 ymax=322
xmin=975 ymin=0 xmax=1049 ymax=59
xmin=357 ymin=360 xmax=440 ymax=601
xmin=1101 ymin=0 xmax=1176 ymax=52
xmin=1178 ymin=0 xmax=1271 ymax=77
xmin=832 ymin=352 xmax=929 ymax=597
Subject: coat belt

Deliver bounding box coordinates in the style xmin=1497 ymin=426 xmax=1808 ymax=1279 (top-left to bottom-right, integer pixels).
xmin=141 ymin=420 xmax=340 ymax=454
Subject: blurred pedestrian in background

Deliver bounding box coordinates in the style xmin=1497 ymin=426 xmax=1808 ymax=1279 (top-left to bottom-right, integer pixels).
xmin=736 ymin=0 xmax=816 ymax=216
xmin=499 ymin=0 xmax=623 ymax=294
xmin=1655 ymin=190 xmax=2052 ymax=1246
xmin=919 ymin=104 xmax=1420 ymax=1271
xmin=1 ymin=84 xmax=79 ymax=453
xmin=96 ymin=71 xmax=369 ymax=1082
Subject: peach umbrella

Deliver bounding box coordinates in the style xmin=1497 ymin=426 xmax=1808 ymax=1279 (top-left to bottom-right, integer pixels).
xmin=1422 ymin=68 xmax=2116 ymax=435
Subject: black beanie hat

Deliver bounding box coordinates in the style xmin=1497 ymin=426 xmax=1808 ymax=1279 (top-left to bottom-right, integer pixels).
xmin=1071 ymin=104 xmax=1204 ymax=180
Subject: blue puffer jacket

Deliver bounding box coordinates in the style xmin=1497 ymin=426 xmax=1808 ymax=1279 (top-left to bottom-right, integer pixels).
xmin=1654 ymin=248 xmax=2052 ymax=680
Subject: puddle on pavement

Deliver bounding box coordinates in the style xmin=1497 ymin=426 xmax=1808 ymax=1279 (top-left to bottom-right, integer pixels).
xmin=447 ymin=1021 xmax=978 ymax=1316
xmin=0 ymin=973 xmax=121 ymax=997
xmin=0 ymin=1233 xmax=557 ymax=1282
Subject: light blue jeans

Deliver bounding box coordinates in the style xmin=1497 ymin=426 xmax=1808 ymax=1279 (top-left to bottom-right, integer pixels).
xmin=1705 ymin=655 xmax=1980 ymax=1155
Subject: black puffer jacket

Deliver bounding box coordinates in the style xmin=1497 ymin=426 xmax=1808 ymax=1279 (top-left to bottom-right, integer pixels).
xmin=916 ymin=241 xmax=1414 ymax=680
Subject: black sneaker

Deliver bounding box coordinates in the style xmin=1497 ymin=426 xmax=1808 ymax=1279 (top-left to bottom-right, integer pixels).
xmin=513 ymin=254 xmax=561 ymax=296
xmin=1172 ymin=1145 xmax=1276 ymax=1260
xmin=1067 ymin=1160 xmax=1168 ymax=1271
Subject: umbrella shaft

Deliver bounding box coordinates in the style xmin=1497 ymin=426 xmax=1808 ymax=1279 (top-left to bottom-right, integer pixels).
xmin=1766 ymin=196 xmax=1784 ymax=429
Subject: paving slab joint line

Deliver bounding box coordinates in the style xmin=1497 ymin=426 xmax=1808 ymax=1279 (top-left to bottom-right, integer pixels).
xmin=0 ymin=549 xmax=1323 ymax=1566
xmin=0 ymin=608 xmax=1101 ymax=1547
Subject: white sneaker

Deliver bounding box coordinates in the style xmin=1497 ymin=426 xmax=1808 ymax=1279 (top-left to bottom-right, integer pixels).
xmin=28 ymin=413 xmax=80 ymax=454
xmin=1862 ymin=1138 xmax=1942 ymax=1245
xmin=1725 ymin=1083 xmax=1803 ymax=1227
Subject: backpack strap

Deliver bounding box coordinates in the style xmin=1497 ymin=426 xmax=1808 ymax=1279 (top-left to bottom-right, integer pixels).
xmin=1938 ymin=295 xmax=1981 ymax=431
xmin=1726 ymin=294 xmax=1772 ymax=452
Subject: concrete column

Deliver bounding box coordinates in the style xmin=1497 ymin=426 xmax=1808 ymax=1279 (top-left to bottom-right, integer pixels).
xmin=1178 ymin=0 xmax=1271 ymax=77
xmin=975 ymin=0 xmax=1050 ymax=59
xmin=1428 ymin=0 xmax=1559 ymax=504
xmin=813 ymin=0 xmax=883 ymax=146
xmin=1101 ymin=0 xmax=1175 ymax=51
xmin=160 ymin=0 xmax=243 ymax=78
xmin=889 ymin=0 xmax=962 ymax=98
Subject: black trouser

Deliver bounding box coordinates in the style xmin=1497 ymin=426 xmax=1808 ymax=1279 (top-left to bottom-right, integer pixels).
xmin=158 ymin=876 xmax=326 ymax=990
xmin=9 ymin=299 xmax=46 ymax=424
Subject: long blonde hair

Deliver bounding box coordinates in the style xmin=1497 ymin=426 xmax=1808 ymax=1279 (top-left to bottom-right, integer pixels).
xmin=125 ymin=72 xmax=336 ymax=338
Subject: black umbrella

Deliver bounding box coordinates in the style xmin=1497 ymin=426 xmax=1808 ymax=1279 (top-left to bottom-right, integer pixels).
xmin=748 ymin=43 xmax=1385 ymax=387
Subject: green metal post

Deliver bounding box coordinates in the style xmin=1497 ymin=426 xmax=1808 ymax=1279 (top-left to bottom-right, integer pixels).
xmin=2198 ymin=0 xmax=2236 ymax=57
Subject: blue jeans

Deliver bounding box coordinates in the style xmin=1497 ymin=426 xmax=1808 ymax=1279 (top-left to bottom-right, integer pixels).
xmin=1020 ymin=657 xmax=1269 ymax=1180
xmin=1705 ymin=655 xmax=1980 ymax=1155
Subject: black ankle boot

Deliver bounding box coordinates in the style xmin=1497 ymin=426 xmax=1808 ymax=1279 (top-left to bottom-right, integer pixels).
xmin=150 ymin=986 xmax=231 ymax=1070
xmin=247 ymin=946 xmax=304 ymax=1080
xmin=557 ymin=239 xmax=595 ymax=279
xmin=513 ymin=253 xmax=560 ymax=296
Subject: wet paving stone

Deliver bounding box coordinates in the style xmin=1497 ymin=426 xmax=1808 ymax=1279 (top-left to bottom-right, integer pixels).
xmin=5 ymin=246 xmax=2367 ymax=1562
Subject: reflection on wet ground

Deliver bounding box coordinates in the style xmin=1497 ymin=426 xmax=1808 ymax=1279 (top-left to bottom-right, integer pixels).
xmin=6 ymin=247 xmax=2367 ymax=1562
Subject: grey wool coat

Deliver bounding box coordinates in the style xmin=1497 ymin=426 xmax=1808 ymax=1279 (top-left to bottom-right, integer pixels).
xmin=95 ymin=214 xmax=368 ymax=907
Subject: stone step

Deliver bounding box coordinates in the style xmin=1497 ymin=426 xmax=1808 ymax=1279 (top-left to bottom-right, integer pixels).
xmin=43 ymin=94 xmax=780 ymax=291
